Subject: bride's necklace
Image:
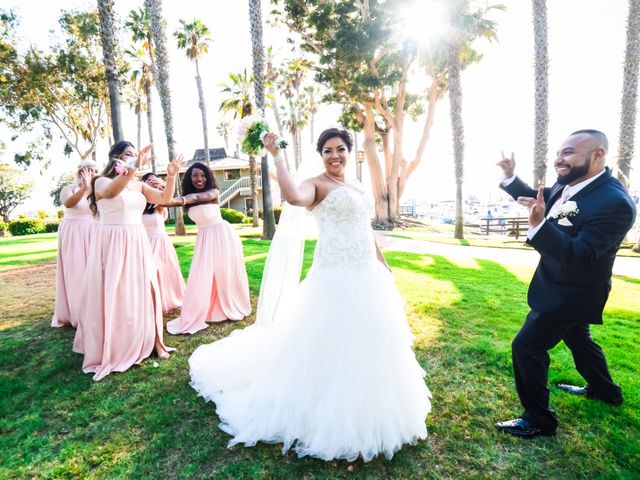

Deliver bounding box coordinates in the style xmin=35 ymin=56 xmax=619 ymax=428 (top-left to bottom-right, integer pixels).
xmin=325 ymin=172 xmax=346 ymax=185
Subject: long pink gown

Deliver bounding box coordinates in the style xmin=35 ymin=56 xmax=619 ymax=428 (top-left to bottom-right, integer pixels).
xmin=167 ymin=203 xmax=251 ymax=335
xmin=52 ymin=190 xmax=96 ymax=328
xmin=141 ymin=210 xmax=185 ymax=312
xmin=74 ymin=186 xmax=173 ymax=381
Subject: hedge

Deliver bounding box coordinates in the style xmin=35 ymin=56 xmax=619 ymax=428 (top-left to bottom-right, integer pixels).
xmin=45 ymin=221 xmax=60 ymax=233
xmin=8 ymin=218 xmax=45 ymax=236
xmin=221 ymin=208 xmax=246 ymax=224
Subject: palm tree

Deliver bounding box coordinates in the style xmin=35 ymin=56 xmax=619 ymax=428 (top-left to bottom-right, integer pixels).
xmin=266 ymin=47 xmax=291 ymax=169
xmin=618 ymin=0 xmax=640 ymax=253
xmin=446 ymin=1 xmax=504 ymax=240
xmin=175 ymin=18 xmax=212 ymax=164
xmin=216 ymin=120 xmax=230 ymax=152
xmin=124 ymin=46 xmax=154 ymax=155
xmin=219 ymin=69 xmax=259 ymax=227
xmin=144 ymin=0 xmax=186 ymax=236
xmin=448 ymin=37 xmax=465 ymax=240
xmin=532 ymin=0 xmax=549 ymax=187
xmin=249 ymin=0 xmax=276 ymax=240
xmin=126 ymin=8 xmax=157 ymax=173
xmin=97 ymin=0 xmax=124 ymax=142
xmin=219 ymin=69 xmax=254 ymax=118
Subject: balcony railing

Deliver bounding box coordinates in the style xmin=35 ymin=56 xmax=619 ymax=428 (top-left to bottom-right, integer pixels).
xmin=219 ymin=176 xmax=262 ymax=207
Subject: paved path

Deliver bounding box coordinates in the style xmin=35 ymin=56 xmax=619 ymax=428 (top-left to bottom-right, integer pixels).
xmin=375 ymin=233 xmax=640 ymax=279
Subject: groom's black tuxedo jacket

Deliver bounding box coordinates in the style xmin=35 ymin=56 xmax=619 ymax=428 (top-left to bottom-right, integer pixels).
xmin=501 ymin=168 xmax=636 ymax=324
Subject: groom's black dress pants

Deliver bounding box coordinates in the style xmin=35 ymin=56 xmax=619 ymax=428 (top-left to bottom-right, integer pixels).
xmin=511 ymin=310 xmax=621 ymax=430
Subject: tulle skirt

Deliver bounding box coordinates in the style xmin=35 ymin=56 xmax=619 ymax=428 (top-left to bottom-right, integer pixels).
xmin=147 ymin=230 xmax=185 ymax=313
xmin=52 ymin=217 xmax=96 ymax=328
xmin=189 ymin=261 xmax=431 ymax=462
xmin=74 ymin=223 xmax=172 ymax=381
xmin=167 ymin=221 xmax=251 ymax=335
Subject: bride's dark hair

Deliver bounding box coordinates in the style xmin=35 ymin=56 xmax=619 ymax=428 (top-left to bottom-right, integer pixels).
xmin=316 ymin=128 xmax=353 ymax=153
xmin=88 ymin=141 xmax=135 ymax=217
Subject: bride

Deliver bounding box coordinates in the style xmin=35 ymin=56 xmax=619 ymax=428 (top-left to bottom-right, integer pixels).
xmin=188 ymin=127 xmax=431 ymax=462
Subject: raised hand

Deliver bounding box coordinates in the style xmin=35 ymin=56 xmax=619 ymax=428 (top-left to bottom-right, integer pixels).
xmin=167 ymin=153 xmax=185 ymax=177
xmin=136 ymin=144 xmax=156 ymax=169
xmin=517 ymin=185 xmax=546 ymax=227
xmin=262 ymin=132 xmax=280 ymax=157
xmin=79 ymin=168 xmax=92 ymax=190
xmin=496 ymin=151 xmax=516 ymax=178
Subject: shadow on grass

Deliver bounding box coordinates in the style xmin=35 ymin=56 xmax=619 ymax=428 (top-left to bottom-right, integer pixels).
xmin=0 ymin=248 xmax=638 ymax=478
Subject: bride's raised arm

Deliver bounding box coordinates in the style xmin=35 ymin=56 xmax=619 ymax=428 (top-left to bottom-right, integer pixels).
xmin=263 ymin=132 xmax=315 ymax=207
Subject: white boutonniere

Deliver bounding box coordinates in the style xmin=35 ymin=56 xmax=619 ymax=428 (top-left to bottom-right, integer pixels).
xmin=549 ymin=200 xmax=579 ymax=220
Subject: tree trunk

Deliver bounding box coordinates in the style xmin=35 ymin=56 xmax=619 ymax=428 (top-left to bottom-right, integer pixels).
xmin=144 ymin=81 xmax=156 ymax=172
xmin=195 ymin=59 xmax=210 ymax=165
xmin=97 ymin=0 xmax=124 ymax=143
xmin=617 ymin=0 xmax=640 ymax=188
xmin=268 ymin=80 xmax=291 ymax=170
xmin=136 ymin=102 xmax=142 ymax=149
xmin=249 ymin=0 xmax=275 ymax=239
xmin=249 ymin=155 xmax=259 ymax=227
xmin=363 ymin=103 xmax=390 ymax=225
xmin=448 ymin=42 xmax=465 ymax=240
xmin=145 ymin=0 xmax=185 ymax=235
xmin=532 ymin=0 xmax=549 ymax=187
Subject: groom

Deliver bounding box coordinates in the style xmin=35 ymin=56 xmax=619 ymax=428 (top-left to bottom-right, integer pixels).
xmin=495 ymin=129 xmax=636 ymax=438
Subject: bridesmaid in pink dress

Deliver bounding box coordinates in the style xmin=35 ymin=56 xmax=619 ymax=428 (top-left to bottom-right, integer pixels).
xmin=52 ymin=161 xmax=98 ymax=328
xmin=166 ymin=162 xmax=251 ymax=335
xmin=74 ymin=141 xmax=183 ymax=381
xmin=140 ymin=172 xmax=185 ymax=313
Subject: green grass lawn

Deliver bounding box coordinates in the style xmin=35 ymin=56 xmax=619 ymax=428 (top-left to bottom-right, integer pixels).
xmin=0 ymin=233 xmax=639 ymax=478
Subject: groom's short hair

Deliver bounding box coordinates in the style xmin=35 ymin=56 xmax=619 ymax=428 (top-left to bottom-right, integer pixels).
xmin=570 ymin=129 xmax=608 ymax=153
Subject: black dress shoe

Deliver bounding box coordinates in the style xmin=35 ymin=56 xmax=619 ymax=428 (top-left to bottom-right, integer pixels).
xmin=495 ymin=418 xmax=556 ymax=439
xmin=556 ymin=383 xmax=623 ymax=406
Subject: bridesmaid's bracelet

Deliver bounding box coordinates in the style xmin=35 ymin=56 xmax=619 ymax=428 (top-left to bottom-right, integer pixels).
xmin=273 ymin=154 xmax=285 ymax=164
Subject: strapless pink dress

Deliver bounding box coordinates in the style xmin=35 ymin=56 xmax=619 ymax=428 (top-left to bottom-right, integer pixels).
xmin=74 ymin=187 xmax=173 ymax=381
xmin=142 ymin=210 xmax=185 ymax=313
xmin=167 ymin=204 xmax=251 ymax=335
xmin=52 ymin=192 xmax=96 ymax=328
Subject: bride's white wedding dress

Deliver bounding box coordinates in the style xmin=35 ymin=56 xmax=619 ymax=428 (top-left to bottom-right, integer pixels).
xmin=189 ymin=186 xmax=431 ymax=462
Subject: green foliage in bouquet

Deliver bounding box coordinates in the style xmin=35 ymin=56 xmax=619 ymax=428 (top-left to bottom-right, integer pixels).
xmin=241 ymin=120 xmax=270 ymax=156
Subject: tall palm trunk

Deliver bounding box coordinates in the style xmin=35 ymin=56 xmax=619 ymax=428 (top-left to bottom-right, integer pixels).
xmin=97 ymin=0 xmax=124 ymax=142
xmin=619 ymin=0 xmax=640 ymax=253
xmin=145 ymin=0 xmax=185 ymax=235
xmin=618 ymin=0 xmax=640 ymax=188
xmin=448 ymin=41 xmax=465 ymax=240
xmin=249 ymin=0 xmax=276 ymax=239
xmin=195 ymin=59 xmax=210 ymax=164
xmin=249 ymin=156 xmax=259 ymax=227
xmin=144 ymin=81 xmax=155 ymax=157
xmin=532 ymin=0 xmax=549 ymax=186
xmin=135 ymin=100 xmax=142 ymax=148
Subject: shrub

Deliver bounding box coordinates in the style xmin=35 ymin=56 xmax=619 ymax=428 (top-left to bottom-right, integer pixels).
xmin=243 ymin=217 xmax=252 ymax=224
xmin=0 ymin=221 xmax=7 ymax=235
xmin=57 ymin=209 xmax=64 ymax=219
xmin=8 ymin=218 xmax=45 ymax=236
xmin=165 ymin=216 xmax=175 ymax=225
xmin=45 ymin=221 xmax=60 ymax=233
xmin=221 ymin=208 xmax=246 ymax=224
xmin=247 ymin=207 xmax=283 ymax=224
xmin=182 ymin=213 xmax=195 ymax=225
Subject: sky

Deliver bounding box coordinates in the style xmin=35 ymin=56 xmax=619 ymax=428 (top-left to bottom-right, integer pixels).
xmin=1 ymin=0 xmax=638 ymax=215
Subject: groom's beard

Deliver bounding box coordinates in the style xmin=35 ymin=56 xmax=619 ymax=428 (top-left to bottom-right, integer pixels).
xmin=556 ymin=157 xmax=591 ymax=185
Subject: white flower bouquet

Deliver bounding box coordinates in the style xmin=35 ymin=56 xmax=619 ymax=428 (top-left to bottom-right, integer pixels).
xmin=238 ymin=115 xmax=287 ymax=156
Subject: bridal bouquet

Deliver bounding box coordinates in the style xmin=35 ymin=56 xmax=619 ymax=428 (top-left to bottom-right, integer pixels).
xmin=238 ymin=115 xmax=287 ymax=156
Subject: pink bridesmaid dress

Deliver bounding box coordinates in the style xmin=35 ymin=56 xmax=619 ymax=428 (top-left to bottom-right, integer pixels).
xmin=52 ymin=190 xmax=96 ymax=328
xmin=74 ymin=187 xmax=173 ymax=381
xmin=167 ymin=203 xmax=251 ymax=335
xmin=141 ymin=210 xmax=185 ymax=313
